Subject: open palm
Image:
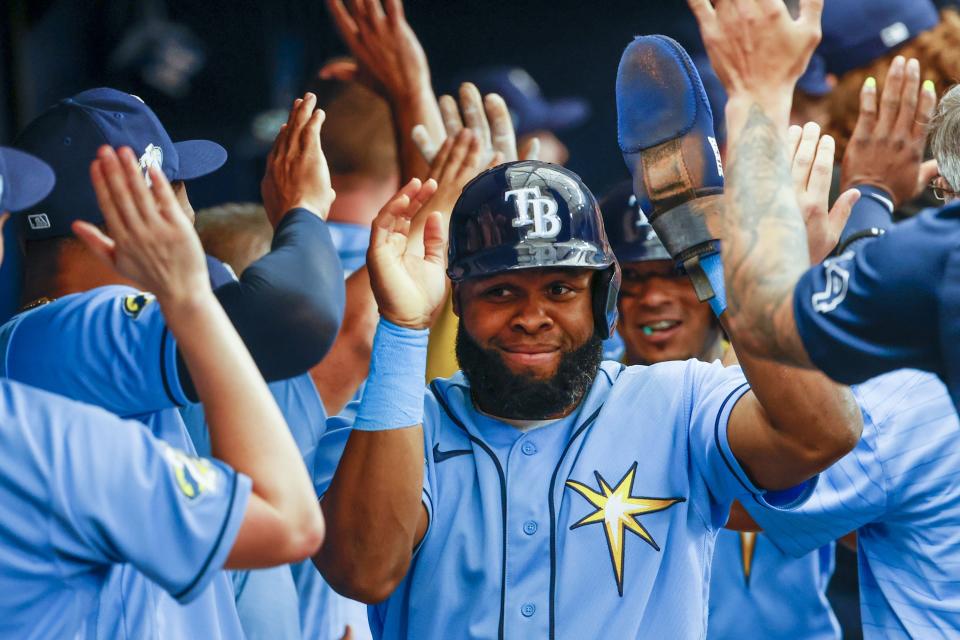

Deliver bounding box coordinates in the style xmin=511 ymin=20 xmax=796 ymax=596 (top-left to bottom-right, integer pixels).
xmin=367 ymin=178 xmax=447 ymax=329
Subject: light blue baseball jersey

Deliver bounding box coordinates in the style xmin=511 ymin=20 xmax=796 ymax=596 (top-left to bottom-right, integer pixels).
xmin=707 ymin=530 xmax=839 ymax=639
xmin=0 ymin=285 xmax=246 ymax=639
xmin=745 ymin=369 xmax=960 ymax=639
xmin=313 ymin=360 xmax=815 ymax=639
xmin=0 ymin=378 xmax=250 ymax=639
xmin=183 ymin=372 xmax=360 ymax=640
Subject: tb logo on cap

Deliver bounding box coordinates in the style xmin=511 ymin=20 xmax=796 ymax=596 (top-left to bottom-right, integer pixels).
xmin=138 ymin=144 xmax=164 ymax=187
xmin=506 ymin=186 xmax=561 ymax=240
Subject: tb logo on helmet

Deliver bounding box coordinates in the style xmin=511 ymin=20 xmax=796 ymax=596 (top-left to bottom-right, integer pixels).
xmin=506 ymin=186 xmax=562 ymax=240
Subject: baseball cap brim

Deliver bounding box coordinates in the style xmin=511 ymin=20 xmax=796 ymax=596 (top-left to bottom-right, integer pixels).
xmin=526 ymin=97 xmax=590 ymax=135
xmin=0 ymin=147 xmax=56 ymax=212
xmin=173 ymin=139 xmax=228 ymax=180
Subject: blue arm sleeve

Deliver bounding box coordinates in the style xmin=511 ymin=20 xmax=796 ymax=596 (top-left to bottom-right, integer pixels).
xmin=793 ymin=205 xmax=960 ymax=385
xmin=837 ymin=185 xmax=894 ymax=253
xmin=3 ymin=285 xmax=187 ymax=415
xmin=177 ymin=210 xmax=346 ymax=401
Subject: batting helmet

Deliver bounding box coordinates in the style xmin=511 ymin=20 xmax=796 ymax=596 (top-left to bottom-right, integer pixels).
xmin=598 ymin=180 xmax=671 ymax=265
xmin=447 ymin=160 xmax=621 ymax=339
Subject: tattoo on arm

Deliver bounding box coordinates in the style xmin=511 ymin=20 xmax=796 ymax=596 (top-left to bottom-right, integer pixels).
xmin=723 ymin=104 xmax=814 ymax=368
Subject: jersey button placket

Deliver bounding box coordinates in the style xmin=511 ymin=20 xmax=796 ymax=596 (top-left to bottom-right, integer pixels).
xmin=521 ymin=603 xmax=536 ymax=618
xmin=521 ymin=441 xmax=537 ymax=456
xmin=523 ymin=520 xmax=538 ymax=535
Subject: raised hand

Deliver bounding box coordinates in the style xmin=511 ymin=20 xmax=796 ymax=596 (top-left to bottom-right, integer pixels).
xmin=77 ymin=145 xmax=209 ymax=305
xmin=840 ymin=56 xmax=938 ymax=207
xmin=689 ymin=0 xmax=823 ymax=119
xmin=788 ymin=123 xmax=860 ymax=263
xmin=412 ymin=83 xmax=539 ymax=165
xmin=366 ymin=178 xmax=445 ymax=329
xmin=325 ymin=0 xmax=430 ymax=99
xmin=261 ymin=93 xmax=335 ymax=226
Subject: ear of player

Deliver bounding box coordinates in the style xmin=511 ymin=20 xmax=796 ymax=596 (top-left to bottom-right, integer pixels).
xmin=616 ymin=35 xmax=726 ymax=309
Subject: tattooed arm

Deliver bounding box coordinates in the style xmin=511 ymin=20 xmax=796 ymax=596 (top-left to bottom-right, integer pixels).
xmin=688 ymin=0 xmax=825 ymax=368
xmin=722 ymin=100 xmax=815 ymax=367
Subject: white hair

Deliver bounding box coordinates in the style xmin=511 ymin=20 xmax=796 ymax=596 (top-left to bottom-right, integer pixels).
xmin=930 ymin=84 xmax=960 ymax=191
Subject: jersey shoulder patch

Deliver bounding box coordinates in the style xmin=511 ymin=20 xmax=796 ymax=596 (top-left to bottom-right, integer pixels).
xmin=811 ymin=252 xmax=853 ymax=314
xmin=161 ymin=443 xmax=221 ymax=500
xmin=121 ymin=292 xmax=155 ymax=319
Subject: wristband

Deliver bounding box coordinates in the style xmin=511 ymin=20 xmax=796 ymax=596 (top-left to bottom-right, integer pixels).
xmin=353 ymin=319 xmax=429 ymax=431
xmin=700 ymin=252 xmax=727 ymax=317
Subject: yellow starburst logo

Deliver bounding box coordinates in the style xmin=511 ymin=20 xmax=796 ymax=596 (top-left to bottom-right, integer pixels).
xmin=566 ymin=462 xmax=684 ymax=595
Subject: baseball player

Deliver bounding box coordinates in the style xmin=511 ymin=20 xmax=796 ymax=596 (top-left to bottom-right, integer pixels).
xmin=309 ymin=157 xmax=860 ymax=639
xmin=0 ymin=90 xmax=343 ymax=638
xmin=600 ymin=182 xmax=840 ymax=640
xmin=736 ymin=366 xmax=960 ymax=639
xmin=688 ymin=0 xmax=960 ymax=412
xmin=0 ymin=144 xmax=323 ymax=638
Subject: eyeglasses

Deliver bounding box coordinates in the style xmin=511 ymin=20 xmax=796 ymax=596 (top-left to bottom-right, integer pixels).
xmin=929 ymin=178 xmax=959 ymax=202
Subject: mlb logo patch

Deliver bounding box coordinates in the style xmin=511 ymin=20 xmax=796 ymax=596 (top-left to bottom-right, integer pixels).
xmin=27 ymin=214 xmax=51 ymax=230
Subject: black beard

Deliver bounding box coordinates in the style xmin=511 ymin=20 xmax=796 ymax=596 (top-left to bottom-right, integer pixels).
xmin=455 ymin=324 xmax=602 ymax=420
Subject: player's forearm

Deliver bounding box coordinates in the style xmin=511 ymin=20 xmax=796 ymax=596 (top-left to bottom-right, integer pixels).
xmin=721 ymin=96 xmax=814 ymax=368
xmin=315 ymin=427 xmax=426 ymax=603
xmin=731 ymin=340 xmax=862 ymax=489
xmin=314 ymin=319 xmax=430 ymax=602
xmin=393 ymin=89 xmax=445 ymax=181
xmin=164 ymin=290 xmax=324 ymax=560
xmin=310 ymin=266 xmax=379 ymax=415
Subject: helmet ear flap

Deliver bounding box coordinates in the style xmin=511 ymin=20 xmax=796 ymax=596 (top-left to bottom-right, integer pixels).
xmin=593 ymin=262 xmax=621 ymax=339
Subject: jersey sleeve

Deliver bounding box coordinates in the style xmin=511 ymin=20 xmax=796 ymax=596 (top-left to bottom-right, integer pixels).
xmin=4 ymin=285 xmax=188 ymax=415
xmin=45 ymin=396 xmax=250 ymax=602
xmin=686 ymin=361 xmax=816 ymax=522
xmin=793 ymin=206 xmax=960 ymax=385
xmin=685 ymin=361 xmax=754 ymax=510
xmin=742 ymin=406 xmax=886 ymax=558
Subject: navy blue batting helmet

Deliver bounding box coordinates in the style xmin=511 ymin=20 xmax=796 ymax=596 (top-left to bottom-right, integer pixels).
xmin=599 ymin=180 xmax=671 ymax=265
xmin=447 ymin=160 xmax=621 ymax=339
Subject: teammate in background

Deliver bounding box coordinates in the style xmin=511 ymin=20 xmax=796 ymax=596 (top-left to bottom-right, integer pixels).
xmin=600 ymin=182 xmax=840 ymax=640
xmin=465 ymin=65 xmax=590 ymax=165
xmin=306 ymin=76 xmax=400 ymax=416
xmin=1 ymin=90 xmax=342 ymax=639
xmin=196 ymin=201 xmax=372 ymax=640
xmin=309 ymin=139 xmax=861 ymax=637
xmin=688 ymin=0 xmax=960 ymax=413
xmin=814 ymin=0 xmax=951 ymax=158
xmin=0 ymin=144 xmax=324 ymax=638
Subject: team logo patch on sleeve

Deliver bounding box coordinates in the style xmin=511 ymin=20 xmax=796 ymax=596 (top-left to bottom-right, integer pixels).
xmin=121 ymin=293 xmax=155 ymax=319
xmin=566 ymin=462 xmax=685 ymax=596
xmin=161 ymin=444 xmax=220 ymax=500
xmin=811 ymin=252 xmax=854 ymax=314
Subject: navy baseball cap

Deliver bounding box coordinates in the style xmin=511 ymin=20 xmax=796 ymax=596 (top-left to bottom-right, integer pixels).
xmin=462 ymin=67 xmax=590 ymax=137
xmin=0 ymin=147 xmax=55 ymax=213
xmin=14 ymin=87 xmax=227 ymax=239
xmin=816 ymin=0 xmax=939 ymax=78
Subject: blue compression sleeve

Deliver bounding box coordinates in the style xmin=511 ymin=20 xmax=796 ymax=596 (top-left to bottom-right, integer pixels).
xmin=837 ymin=185 xmax=894 ymax=253
xmin=178 ymin=209 xmax=346 ymax=401
xmin=353 ymin=319 xmax=428 ymax=432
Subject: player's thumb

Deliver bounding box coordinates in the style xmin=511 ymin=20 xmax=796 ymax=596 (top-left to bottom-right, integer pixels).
xmin=828 ymin=189 xmax=861 ymax=241
xmin=422 ymin=211 xmax=448 ymax=266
